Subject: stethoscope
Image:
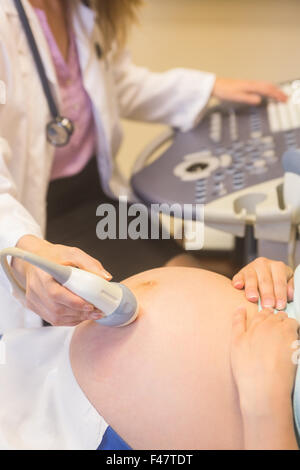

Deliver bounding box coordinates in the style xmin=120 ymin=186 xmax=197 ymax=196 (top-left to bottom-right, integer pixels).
xmin=14 ymin=0 xmax=75 ymax=147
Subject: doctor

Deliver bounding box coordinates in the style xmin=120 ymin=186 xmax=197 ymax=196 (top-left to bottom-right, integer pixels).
xmin=0 ymin=0 xmax=287 ymax=332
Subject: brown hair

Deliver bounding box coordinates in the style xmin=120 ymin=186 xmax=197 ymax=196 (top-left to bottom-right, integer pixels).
xmin=90 ymin=0 xmax=143 ymax=55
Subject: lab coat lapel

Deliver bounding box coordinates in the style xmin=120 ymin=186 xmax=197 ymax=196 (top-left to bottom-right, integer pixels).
xmin=2 ymin=0 xmax=96 ymax=83
xmin=5 ymin=0 xmax=58 ymax=86
xmin=71 ymin=0 xmax=95 ymax=75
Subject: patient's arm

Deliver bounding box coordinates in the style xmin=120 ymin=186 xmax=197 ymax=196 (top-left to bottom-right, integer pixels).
xmin=242 ymin=403 xmax=297 ymax=450
xmin=231 ymin=307 xmax=298 ymax=450
xmin=70 ymin=266 xmax=261 ymax=450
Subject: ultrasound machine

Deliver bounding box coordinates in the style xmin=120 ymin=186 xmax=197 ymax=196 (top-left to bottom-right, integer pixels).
xmin=131 ymin=80 xmax=300 ymax=267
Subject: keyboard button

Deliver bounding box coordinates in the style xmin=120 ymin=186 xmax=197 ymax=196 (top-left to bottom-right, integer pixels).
xmin=210 ymin=112 xmax=222 ymax=142
xmin=213 ymin=182 xmax=227 ymax=196
xmin=253 ymin=159 xmax=267 ymax=173
xmin=214 ymin=171 xmax=225 ymax=182
xmin=267 ymin=102 xmax=281 ymax=133
xmin=220 ymin=154 xmax=232 ymax=168
xmin=262 ymin=150 xmax=275 ymax=158
xmin=282 ymin=84 xmax=292 ymax=96
xmin=277 ymin=102 xmax=292 ymax=131
xmin=229 ymin=111 xmax=238 ymax=141
xmin=251 ymin=131 xmax=263 ymax=139
xmin=288 ymin=100 xmax=300 ymax=128
xmin=261 ymin=135 xmax=274 ymax=148
xmin=233 ymin=175 xmax=245 ymax=189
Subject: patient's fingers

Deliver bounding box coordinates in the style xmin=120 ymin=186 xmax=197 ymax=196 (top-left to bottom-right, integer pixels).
xmin=255 ymin=261 xmax=275 ymax=308
xmin=288 ymin=277 xmax=295 ymax=302
xmin=271 ymin=262 xmax=294 ymax=309
xmin=232 ymin=259 xmax=294 ymax=310
xmin=270 ymin=311 xmax=288 ymax=322
xmin=283 ymin=317 xmax=299 ymax=335
xmin=232 ymin=272 xmax=245 ymax=289
xmin=270 ymin=262 xmax=288 ymax=310
xmin=242 ymin=267 xmax=261 ymax=302
xmin=286 ymin=265 xmax=295 ymax=302
xmin=248 ymin=307 xmax=274 ymax=331
xmin=232 ymin=307 xmax=247 ymax=340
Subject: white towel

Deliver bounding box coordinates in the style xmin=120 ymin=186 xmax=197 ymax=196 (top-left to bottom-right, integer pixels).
xmin=0 ymin=326 xmax=107 ymax=450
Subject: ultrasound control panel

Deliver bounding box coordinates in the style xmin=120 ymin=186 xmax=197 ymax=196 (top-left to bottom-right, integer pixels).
xmin=131 ymin=80 xmax=300 ymax=242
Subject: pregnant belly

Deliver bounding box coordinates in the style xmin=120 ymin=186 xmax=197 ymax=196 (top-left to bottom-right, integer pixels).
xmin=70 ymin=266 xmax=258 ymax=450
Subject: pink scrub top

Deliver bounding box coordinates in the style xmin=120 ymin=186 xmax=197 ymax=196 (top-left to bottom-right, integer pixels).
xmin=34 ymin=8 xmax=96 ymax=180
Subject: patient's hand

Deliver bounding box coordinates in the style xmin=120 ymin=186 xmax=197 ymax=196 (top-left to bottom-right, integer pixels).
xmin=232 ymin=258 xmax=294 ymax=310
xmin=231 ymin=307 xmax=298 ymax=414
xmin=230 ymin=306 xmax=299 ymax=450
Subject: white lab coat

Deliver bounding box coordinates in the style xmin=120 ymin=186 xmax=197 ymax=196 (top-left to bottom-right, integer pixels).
xmin=0 ymin=326 xmax=106 ymax=449
xmin=0 ymin=0 xmax=215 ymax=332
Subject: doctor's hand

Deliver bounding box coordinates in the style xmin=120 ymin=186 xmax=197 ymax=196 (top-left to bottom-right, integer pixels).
xmin=12 ymin=235 xmax=112 ymax=326
xmin=212 ymin=77 xmax=287 ymax=105
xmin=232 ymin=257 xmax=294 ymax=311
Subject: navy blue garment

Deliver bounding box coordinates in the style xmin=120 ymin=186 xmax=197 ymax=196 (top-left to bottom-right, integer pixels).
xmin=97 ymin=426 xmax=132 ymax=450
